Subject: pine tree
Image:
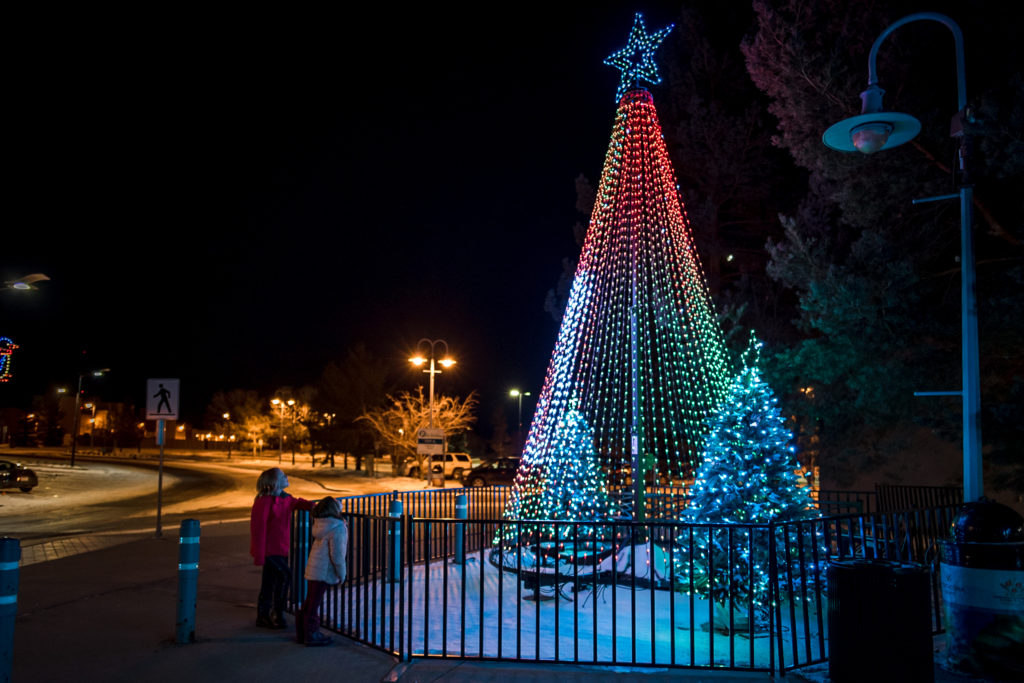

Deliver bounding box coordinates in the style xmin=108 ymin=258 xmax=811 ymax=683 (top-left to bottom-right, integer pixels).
xmin=677 ymin=334 xmax=823 ymax=627
xmin=687 ymin=335 xmax=818 ymax=525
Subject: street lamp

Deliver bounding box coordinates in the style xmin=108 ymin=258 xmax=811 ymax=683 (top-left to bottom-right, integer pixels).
xmin=70 ymin=368 xmax=109 ymax=467
xmin=508 ymin=388 xmax=532 ymax=435
xmin=823 ymin=12 xmax=982 ymax=502
xmin=271 ymin=398 xmax=287 ymax=464
xmin=409 ymin=339 xmax=455 ymax=429
xmin=286 ymin=399 xmax=296 ymax=465
xmin=222 ymin=412 xmax=233 ymax=459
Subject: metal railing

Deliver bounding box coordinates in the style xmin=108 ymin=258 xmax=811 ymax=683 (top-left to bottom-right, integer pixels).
xmin=288 ymin=485 xmax=959 ymax=674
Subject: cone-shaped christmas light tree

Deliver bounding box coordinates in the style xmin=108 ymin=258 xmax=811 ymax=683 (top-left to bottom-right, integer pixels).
xmin=501 ymin=14 xmax=730 ymax=534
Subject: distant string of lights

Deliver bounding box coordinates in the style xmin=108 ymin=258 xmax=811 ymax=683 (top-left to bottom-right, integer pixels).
xmin=0 ymin=337 xmax=18 ymax=382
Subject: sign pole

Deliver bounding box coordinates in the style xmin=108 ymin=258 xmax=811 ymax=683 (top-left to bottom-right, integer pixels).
xmin=156 ymin=419 xmax=165 ymax=538
xmin=146 ymin=378 xmax=180 ymax=540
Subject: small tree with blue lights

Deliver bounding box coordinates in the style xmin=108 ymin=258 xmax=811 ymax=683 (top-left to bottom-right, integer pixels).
xmin=676 ymin=334 xmax=823 ymax=631
xmin=498 ymin=405 xmax=619 ymax=549
xmin=537 ymin=406 xmax=619 ymax=536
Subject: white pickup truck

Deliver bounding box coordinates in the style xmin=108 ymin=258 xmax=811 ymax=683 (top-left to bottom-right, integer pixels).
xmin=404 ymin=452 xmax=473 ymax=479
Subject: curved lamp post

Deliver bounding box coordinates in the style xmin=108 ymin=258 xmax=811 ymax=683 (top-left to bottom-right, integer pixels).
xmin=823 ymin=12 xmax=982 ymax=501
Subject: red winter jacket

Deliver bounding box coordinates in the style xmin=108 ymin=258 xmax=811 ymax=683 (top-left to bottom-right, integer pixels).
xmin=250 ymin=493 xmax=314 ymax=565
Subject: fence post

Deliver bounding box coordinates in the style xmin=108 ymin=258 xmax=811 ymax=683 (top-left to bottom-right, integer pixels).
xmin=1 ymin=537 xmax=20 ymax=683
xmin=453 ymin=494 xmax=468 ymax=565
xmin=388 ymin=499 xmax=403 ymax=583
xmin=176 ymin=519 xmax=200 ymax=644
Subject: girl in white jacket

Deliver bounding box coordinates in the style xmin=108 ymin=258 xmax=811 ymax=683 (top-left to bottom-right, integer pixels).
xmin=296 ymin=497 xmax=348 ymax=646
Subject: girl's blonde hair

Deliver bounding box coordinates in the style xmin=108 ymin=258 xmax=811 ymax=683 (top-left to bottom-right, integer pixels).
xmin=256 ymin=467 xmax=285 ymax=496
xmin=313 ymin=496 xmax=342 ymax=519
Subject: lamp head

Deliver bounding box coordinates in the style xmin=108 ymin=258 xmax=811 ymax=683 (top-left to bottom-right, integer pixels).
xmin=823 ymin=84 xmax=920 ymax=153
xmin=409 ymin=356 xmax=427 ymax=367
xmin=509 ymin=389 xmax=520 ymax=397
xmin=438 ymin=358 xmax=455 ymax=368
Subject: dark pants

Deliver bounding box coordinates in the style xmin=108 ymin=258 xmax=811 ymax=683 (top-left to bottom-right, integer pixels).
xmin=257 ymin=555 xmax=291 ymax=618
xmin=296 ymin=580 xmax=330 ymax=643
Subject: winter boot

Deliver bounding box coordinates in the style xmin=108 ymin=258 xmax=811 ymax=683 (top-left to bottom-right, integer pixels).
xmin=305 ymin=631 xmax=333 ymax=647
xmin=271 ymin=611 xmax=288 ymax=630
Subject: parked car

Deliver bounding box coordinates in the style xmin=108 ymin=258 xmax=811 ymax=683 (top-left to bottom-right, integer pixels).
xmin=0 ymin=459 xmax=38 ymax=492
xmin=404 ymin=452 xmax=473 ymax=479
xmin=460 ymin=457 xmax=521 ymax=487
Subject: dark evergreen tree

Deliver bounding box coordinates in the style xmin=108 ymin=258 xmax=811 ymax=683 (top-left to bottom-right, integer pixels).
xmin=741 ymin=0 xmax=1024 ymax=493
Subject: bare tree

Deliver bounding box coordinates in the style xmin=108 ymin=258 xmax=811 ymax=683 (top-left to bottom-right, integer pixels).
xmin=358 ymin=387 xmax=478 ymax=476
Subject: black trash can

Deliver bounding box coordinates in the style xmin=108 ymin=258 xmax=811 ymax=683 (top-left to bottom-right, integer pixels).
xmin=828 ymin=558 xmax=932 ymax=683
xmin=939 ymin=499 xmax=1024 ymax=680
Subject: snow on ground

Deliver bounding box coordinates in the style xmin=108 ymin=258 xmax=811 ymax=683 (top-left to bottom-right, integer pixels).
xmin=326 ymin=547 xmax=826 ymax=671
xmin=0 ymin=456 xmax=183 ymax=515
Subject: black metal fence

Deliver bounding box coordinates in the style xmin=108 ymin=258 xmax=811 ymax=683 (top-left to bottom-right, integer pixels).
xmin=288 ymin=486 xmax=960 ymax=674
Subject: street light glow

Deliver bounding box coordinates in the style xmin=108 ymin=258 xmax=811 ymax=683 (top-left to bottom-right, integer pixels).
xmin=439 ymin=358 xmax=455 ymax=368
xmin=409 ymin=356 xmax=427 ymax=366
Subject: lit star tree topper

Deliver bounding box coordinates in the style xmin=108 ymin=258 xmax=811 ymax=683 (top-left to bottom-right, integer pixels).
xmin=604 ymin=12 xmax=674 ymax=103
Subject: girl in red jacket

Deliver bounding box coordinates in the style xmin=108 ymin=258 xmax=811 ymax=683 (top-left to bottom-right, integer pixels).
xmin=250 ymin=467 xmax=314 ymax=629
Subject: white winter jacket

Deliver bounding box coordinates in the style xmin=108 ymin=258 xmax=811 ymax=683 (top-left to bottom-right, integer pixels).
xmin=304 ymin=517 xmax=348 ymax=584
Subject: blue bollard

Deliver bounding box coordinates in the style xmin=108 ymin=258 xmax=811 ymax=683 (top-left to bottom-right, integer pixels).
xmin=1 ymin=537 xmax=20 ymax=683
xmin=388 ymin=499 xmax=403 ymax=583
xmin=453 ymin=494 xmax=468 ymax=565
xmin=176 ymin=519 xmax=200 ymax=644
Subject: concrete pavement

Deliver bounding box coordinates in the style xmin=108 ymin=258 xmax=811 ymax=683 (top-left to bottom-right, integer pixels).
xmin=9 ymin=520 xmax=1002 ymax=683
xmin=3 ymin=449 xmax=1002 ymax=681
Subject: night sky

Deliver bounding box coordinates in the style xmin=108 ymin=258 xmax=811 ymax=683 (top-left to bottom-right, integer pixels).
xmin=4 ymin=3 xmax=711 ymax=429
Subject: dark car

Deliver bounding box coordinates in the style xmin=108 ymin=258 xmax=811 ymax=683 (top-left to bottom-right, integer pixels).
xmin=460 ymin=457 xmax=521 ymax=487
xmin=0 ymin=459 xmax=38 ymax=492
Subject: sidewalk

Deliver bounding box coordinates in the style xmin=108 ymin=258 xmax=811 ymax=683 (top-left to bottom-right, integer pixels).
xmin=10 ymin=522 xmax=1000 ymax=683
xmin=8 ymin=521 xmax=786 ymax=683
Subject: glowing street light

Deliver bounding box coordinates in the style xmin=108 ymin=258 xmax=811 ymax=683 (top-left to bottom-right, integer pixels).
xmin=823 ymin=12 xmax=982 ymax=502
xmin=508 ymin=388 xmax=532 ymax=435
xmin=409 ymin=339 xmax=455 ymax=429
xmin=70 ymin=368 xmax=109 ymax=467
xmin=271 ymin=398 xmax=287 ymax=464
xmin=223 ymin=412 xmax=233 ymax=459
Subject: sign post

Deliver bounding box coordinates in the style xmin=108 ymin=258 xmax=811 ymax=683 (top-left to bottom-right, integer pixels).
xmin=417 ymin=427 xmax=445 ymax=483
xmin=146 ymin=379 xmax=180 ymax=538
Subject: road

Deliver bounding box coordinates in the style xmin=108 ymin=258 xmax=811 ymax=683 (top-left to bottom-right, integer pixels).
xmin=0 ymin=449 xmax=463 ymax=544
